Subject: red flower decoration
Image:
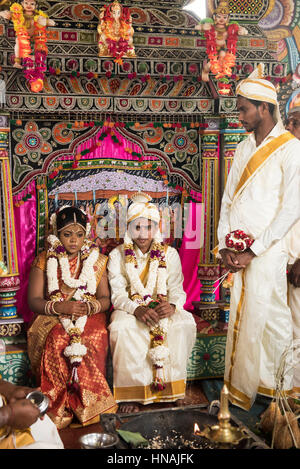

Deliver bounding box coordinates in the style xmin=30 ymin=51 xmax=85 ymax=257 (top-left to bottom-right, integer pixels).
xmin=225 ymin=230 xmax=254 ymax=252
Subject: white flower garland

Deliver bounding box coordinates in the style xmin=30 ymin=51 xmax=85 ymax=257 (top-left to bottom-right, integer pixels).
xmin=46 ymin=233 xmax=99 ymax=392
xmin=61 ymin=316 xmax=87 ymax=364
xmin=123 ymin=231 xmax=167 ymax=304
xmin=47 ymin=234 xmax=99 ymax=301
xmin=148 ymin=317 xmax=170 ymax=391
xmin=148 ymin=340 xmax=169 ymax=367
xmin=123 ymin=231 xmax=171 ymax=391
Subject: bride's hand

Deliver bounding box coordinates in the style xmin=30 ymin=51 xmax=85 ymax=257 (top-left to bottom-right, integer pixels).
xmin=54 ymin=301 xmax=87 ymax=318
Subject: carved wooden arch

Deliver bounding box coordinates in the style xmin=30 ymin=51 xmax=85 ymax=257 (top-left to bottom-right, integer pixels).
xmin=12 ymin=124 xmax=201 ymax=195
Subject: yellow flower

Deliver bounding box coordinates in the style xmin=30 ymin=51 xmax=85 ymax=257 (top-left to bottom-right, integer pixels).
xmin=38 ymin=10 xmax=48 ymax=18
xmin=10 ymin=3 xmax=22 ymax=13
xmin=34 ymin=10 xmax=48 ymax=22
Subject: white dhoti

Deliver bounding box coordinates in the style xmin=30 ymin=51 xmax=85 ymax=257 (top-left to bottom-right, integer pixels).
xmin=109 ymin=308 xmax=196 ymax=404
xmin=224 ymin=240 xmax=294 ymax=410
xmin=285 ymin=219 xmax=300 ymax=392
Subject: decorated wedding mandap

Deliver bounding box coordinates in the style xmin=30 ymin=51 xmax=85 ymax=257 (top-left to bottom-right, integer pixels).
xmin=0 ymin=0 xmax=300 ymax=450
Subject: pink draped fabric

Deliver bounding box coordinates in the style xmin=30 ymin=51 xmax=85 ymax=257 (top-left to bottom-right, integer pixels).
xmin=12 ymin=133 xmax=203 ymax=320
xmin=75 ymin=127 xmax=159 ymax=161
xmin=179 ymin=201 xmax=202 ymax=311
xmin=13 ymin=181 xmax=36 ymax=322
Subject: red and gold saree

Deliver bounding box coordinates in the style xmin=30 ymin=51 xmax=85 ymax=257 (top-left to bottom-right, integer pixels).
xmin=27 ymin=251 xmax=117 ymax=429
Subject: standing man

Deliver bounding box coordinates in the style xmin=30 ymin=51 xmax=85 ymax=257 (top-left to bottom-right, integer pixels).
xmin=217 ymin=64 xmax=300 ymax=410
xmin=285 ymin=105 xmax=300 ymax=393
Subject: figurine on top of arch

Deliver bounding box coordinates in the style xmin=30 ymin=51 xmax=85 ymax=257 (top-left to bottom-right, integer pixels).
xmin=97 ymin=0 xmax=136 ymax=64
xmin=195 ymin=0 xmax=248 ymax=90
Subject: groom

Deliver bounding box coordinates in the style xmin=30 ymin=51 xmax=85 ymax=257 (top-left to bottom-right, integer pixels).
xmin=107 ymin=193 xmax=196 ymax=413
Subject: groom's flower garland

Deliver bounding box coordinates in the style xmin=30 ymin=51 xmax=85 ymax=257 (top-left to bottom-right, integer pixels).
xmin=46 ymin=234 xmax=99 ymax=392
xmin=124 ymin=237 xmax=167 ymax=305
xmin=148 ymin=322 xmax=169 ymax=391
xmin=124 ymin=233 xmax=170 ymax=391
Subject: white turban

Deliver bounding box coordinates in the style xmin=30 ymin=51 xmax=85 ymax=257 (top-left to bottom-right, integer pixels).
xmin=125 ymin=192 xmax=162 ymax=243
xmin=127 ymin=192 xmax=160 ymax=224
xmin=236 ymin=63 xmax=283 ymax=125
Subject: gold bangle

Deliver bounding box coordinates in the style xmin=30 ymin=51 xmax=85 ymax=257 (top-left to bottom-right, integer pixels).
xmin=92 ymin=300 xmax=101 ymax=314
xmin=87 ymin=300 xmax=101 ymax=316
xmin=51 ymin=301 xmax=60 ymax=316
xmin=44 ymin=300 xmax=51 ymax=315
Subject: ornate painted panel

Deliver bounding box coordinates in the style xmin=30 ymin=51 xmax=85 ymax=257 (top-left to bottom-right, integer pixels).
xmin=0 ymin=0 xmax=291 ymax=327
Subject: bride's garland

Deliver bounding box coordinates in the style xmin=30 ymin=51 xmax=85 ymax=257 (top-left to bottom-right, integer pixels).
xmin=10 ymin=3 xmax=48 ymax=92
xmin=46 ymin=234 xmax=99 ymax=392
xmin=60 ymin=316 xmax=87 ymax=393
xmin=124 ymin=233 xmax=170 ymax=391
xmin=46 ymin=234 xmax=99 ymax=301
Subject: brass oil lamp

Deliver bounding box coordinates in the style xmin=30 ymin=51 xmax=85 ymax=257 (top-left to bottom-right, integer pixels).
xmin=194 ymin=385 xmax=248 ymax=448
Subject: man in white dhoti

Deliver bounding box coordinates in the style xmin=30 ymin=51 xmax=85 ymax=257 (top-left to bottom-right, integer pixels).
xmin=108 ymin=193 xmax=196 ymax=413
xmin=284 ymin=106 xmax=300 ymax=393
xmin=217 ymin=64 xmax=300 ymax=410
xmin=0 ymin=377 xmax=64 ymax=449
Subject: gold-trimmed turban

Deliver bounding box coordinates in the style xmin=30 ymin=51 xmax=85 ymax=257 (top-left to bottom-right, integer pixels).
xmin=236 ymin=63 xmax=282 ymax=125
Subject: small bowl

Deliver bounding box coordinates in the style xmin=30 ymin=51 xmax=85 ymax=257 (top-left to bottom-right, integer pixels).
xmin=26 ymin=390 xmax=49 ymax=416
xmin=79 ymin=432 xmax=119 ymax=449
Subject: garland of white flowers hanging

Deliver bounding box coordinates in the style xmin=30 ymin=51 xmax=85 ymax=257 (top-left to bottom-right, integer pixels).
xmin=46 ymin=223 xmax=99 ymax=392
xmin=124 ymin=231 xmax=171 ymax=391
